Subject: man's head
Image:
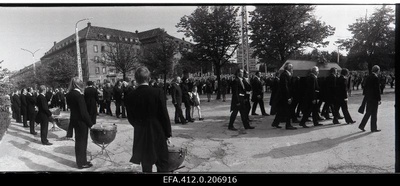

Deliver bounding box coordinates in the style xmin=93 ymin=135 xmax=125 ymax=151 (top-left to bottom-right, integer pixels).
xmin=135 ymin=66 xmax=151 ymax=84
xmin=39 ymin=85 xmax=46 ymax=94
xmin=284 ymin=63 xmax=293 ymax=73
xmin=372 ymin=65 xmax=380 ymax=74
xmin=330 ymin=67 xmax=337 ymax=75
xmin=311 ymin=66 xmax=319 ymax=76
xmin=235 ymin=69 xmax=244 ymax=78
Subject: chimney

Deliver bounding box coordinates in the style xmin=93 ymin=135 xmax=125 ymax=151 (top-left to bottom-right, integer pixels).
xmin=87 ymin=22 xmax=91 ymax=27
xmin=182 ymin=37 xmax=185 ymax=41
xmin=135 ymin=30 xmax=139 ymax=34
xmin=54 ymin=41 xmax=57 ymax=46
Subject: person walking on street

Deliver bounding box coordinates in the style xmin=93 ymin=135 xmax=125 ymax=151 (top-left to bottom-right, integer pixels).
xmin=20 ymin=88 xmax=28 ymax=127
xmin=299 ymin=66 xmax=323 ymax=128
xmin=228 ymin=68 xmax=254 ymax=131
xmin=271 ymin=63 xmax=297 ymax=130
xmin=66 ymin=77 xmax=94 ymax=169
xmin=358 ymin=65 xmax=382 ymax=132
xmin=251 ymin=71 xmax=269 ymax=116
xmin=26 ymin=87 xmax=37 ymax=135
xmin=125 ymin=66 xmax=172 ymax=173
xmin=335 ymin=68 xmax=356 ymax=125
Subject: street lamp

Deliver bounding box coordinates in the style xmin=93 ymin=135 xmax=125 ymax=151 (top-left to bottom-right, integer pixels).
xmin=21 ymin=47 xmax=41 ymax=77
xmin=75 ymin=17 xmax=92 ymax=81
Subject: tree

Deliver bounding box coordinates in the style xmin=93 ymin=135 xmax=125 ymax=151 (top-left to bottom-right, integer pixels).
xmin=249 ymin=5 xmax=335 ymax=67
xmin=100 ymin=41 xmax=140 ymax=81
xmin=139 ymin=30 xmax=178 ymax=93
xmin=176 ymin=6 xmax=241 ymax=99
xmin=46 ymin=53 xmax=78 ymax=88
xmin=338 ymin=5 xmax=395 ymax=72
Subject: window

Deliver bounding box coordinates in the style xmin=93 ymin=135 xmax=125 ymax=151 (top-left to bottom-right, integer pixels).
xmin=101 ymin=46 xmax=105 ymax=52
xmin=97 ymin=79 xmax=100 ymax=84
xmin=94 ymin=45 xmax=98 ymax=53
xmin=106 ymin=35 xmax=111 ymax=40
xmin=101 ymin=56 xmax=105 ymax=62
xmin=95 ymin=67 xmax=100 ymax=74
xmin=80 ymin=47 xmax=84 ymax=53
xmin=94 ymin=56 xmax=99 ymax=62
xmin=102 ymin=67 xmax=106 ymax=74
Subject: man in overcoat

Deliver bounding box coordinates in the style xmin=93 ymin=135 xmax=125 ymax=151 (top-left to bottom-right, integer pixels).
xmin=35 ymin=85 xmax=53 ymax=145
xmin=84 ymin=81 xmax=99 ymax=124
xmin=125 ymin=66 xmax=172 ymax=173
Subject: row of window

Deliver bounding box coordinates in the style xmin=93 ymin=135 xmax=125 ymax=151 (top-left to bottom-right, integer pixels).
xmin=94 ymin=67 xmax=134 ymax=75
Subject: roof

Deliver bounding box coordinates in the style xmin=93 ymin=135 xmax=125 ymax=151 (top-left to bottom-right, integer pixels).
xmin=279 ymin=59 xmax=342 ymax=77
xmin=43 ymin=23 xmax=140 ymax=58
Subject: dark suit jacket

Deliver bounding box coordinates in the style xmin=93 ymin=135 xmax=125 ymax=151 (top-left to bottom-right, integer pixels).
xmin=364 ymin=73 xmax=381 ymax=103
xmin=251 ymin=76 xmax=263 ymax=102
xmin=276 ymin=70 xmax=292 ymax=103
xmin=26 ymin=93 xmax=36 ymax=120
xmin=336 ymin=75 xmax=348 ymax=100
xmin=325 ymin=73 xmax=337 ymax=102
xmin=125 ymin=85 xmax=171 ymax=165
xmin=20 ymin=94 xmax=27 ymax=114
xmin=12 ymin=94 xmax=21 ymax=110
xmin=304 ymin=73 xmax=319 ymax=102
xmin=35 ymin=94 xmax=52 ymax=124
xmin=84 ymin=86 xmax=99 ymax=116
xmin=66 ymin=90 xmax=93 ymax=129
xmin=230 ymin=77 xmax=246 ymax=111
xmin=170 ymin=83 xmax=183 ymax=105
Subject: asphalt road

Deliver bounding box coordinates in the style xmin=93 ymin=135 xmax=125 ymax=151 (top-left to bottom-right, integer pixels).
xmin=0 ymin=86 xmax=395 ymax=173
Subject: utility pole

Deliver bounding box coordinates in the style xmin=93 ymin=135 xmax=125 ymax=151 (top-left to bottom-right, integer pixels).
xmin=241 ymin=6 xmax=249 ymax=73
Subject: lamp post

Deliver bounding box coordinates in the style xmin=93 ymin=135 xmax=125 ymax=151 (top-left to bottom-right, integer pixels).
xmin=21 ymin=48 xmax=41 ymax=77
xmin=75 ymin=18 xmax=92 ymax=81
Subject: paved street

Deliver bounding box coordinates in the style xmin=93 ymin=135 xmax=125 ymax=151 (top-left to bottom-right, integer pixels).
xmin=0 ymin=87 xmax=395 ymax=173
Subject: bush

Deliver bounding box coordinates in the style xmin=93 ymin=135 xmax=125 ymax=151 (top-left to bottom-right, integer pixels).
xmin=0 ymin=95 xmax=11 ymax=141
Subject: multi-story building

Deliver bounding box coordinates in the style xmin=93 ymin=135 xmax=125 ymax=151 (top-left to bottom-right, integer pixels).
xmin=11 ymin=23 xmax=193 ymax=87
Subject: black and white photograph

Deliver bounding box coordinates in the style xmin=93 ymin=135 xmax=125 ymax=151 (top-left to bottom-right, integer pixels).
xmin=0 ymin=1 xmax=398 ymax=178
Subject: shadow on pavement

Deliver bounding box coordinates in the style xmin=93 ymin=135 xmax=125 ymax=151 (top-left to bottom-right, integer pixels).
xmin=252 ymin=131 xmax=372 ymax=159
xmin=8 ymin=140 xmax=77 ymax=169
xmin=53 ymin=145 xmax=75 ymax=156
xmin=18 ymin=156 xmax=63 ymax=172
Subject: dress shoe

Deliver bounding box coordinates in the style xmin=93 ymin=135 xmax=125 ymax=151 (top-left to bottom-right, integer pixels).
xmin=251 ymin=113 xmax=259 ymax=116
xmin=42 ymin=142 xmax=53 ymax=146
xmin=347 ymin=121 xmax=356 ymax=124
xmin=228 ymin=127 xmax=238 ymax=131
xmin=338 ymin=116 xmax=344 ymax=119
xmin=245 ymin=126 xmax=255 ymax=129
xmin=262 ymin=113 xmax=270 ymax=116
xmin=300 ymin=124 xmax=309 ymax=128
xmin=271 ymin=124 xmax=282 ymax=128
xmin=292 ymin=119 xmax=300 ymax=123
xmin=86 ymin=162 xmax=93 ymax=166
xmin=358 ymin=126 xmax=365 ymax=132
xmin=78 ymin=163 xmax=93 ymax=169
xmin=371 ymin=129 xmax=381 ymax=132
xmin=286 ymin=126 xmax=297 ymax=130
xmin=23 ymin=125 xmax=29 ymax=128
xmin=30 ymin=132 xmax=38 ymax=135
xmin=333 ymin=120 xmax=340 ymax=124
xmin=181 ymin=122 xmax=187 ymax=125
xmin=175 ymin=121 xmax=181 ymax=124
xmin=199 ymin=118 xmax=204 ymax=121
xmin=314 ymin=123 xmax=323 ymax=127
xmin=190 ymin=119 xmax=195 ymax=122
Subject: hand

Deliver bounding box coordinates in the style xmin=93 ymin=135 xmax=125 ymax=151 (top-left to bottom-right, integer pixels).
xmin=236 ymin=103 xmax=241 ymax=106
xmin=167 ymin=138 xmax=171 ymax=145
xmin=312 ymin=100 xmax=317 ymax=104
xmin=257 ymin=95 xmax=261 ymax=99
xmin=378 ymin=101 xmax=381 ymax=105
xmin=344 ymin=98 xmax=348 ymax=102
xmin=288 ymin=98 xmax=292 ymax=105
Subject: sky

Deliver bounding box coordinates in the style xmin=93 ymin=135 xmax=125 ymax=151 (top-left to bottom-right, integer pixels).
xmin=0 ymin=4 xmax=393 ymax=72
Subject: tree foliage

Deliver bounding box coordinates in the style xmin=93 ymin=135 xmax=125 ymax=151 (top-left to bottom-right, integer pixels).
xmin=46 ymin=53 xmax=78 ymax=88
xmin=100 ymin=41 xmax=140 ymax=81
xmin=249 ymin=5 xmax=335 ymax=66
xmin=139 ymin=30 xmax=178 ymax=91
xmin=338 ymin=5 xmax=395 ymax=72
xmin=176 ymin=6 xmax=241 ymax=99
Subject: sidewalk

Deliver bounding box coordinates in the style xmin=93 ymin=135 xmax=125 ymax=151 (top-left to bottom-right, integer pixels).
xmin=0 ymin=87 xmax=395 ymax=173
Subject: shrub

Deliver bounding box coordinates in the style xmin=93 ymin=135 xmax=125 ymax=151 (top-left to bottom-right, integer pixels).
xmin=0 ymin=95 xmax=11 ymax=141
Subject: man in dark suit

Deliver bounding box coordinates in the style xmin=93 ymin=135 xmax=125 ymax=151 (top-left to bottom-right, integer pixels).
xmin=103 ymin=82 xmax=113 ymax=116
xmin=125 ymin=66 xmax=172 ymax=173
xmin=271 ymin=63 xmax=297 ymax=130
xmin=324 ymin=67 xmax=340 ymax=124
xmin=335 ymin=68 xmax=356 ymax=125
xmin=251 ymin=71 xmax=269 ymax=116
xmin=181 ymin=77 xmax=194 ymax=122
xmin=170 ymin=76 xmax=186 ymax=125
xmin=66 ymin=77 xmax=94 ymax=169
xmin=26 ymin=87 xmax=37 ymax=135
xmin=20 ymin=88 xmax=28 ymax=127
xmin=84 ymin=81 xmax=99 ymax=124
xmin=12 ymin=90 xmax=22 ymax=123
xmin=228 ymin=69 xmax=254 ymax=131
xmin=35 ymin=85 xmax=53 ymax=145
xmin=299 ymin=66 xmax=323 ymax=128
xmin=243 ymin=70 xmax=252 ymax=122
xmin=359 ymin=65 xmax=381 ymax=132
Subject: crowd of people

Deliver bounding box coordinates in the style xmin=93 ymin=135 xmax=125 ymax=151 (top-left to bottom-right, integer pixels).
xmin=8 ymin=63 xmax=391 ymax=172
